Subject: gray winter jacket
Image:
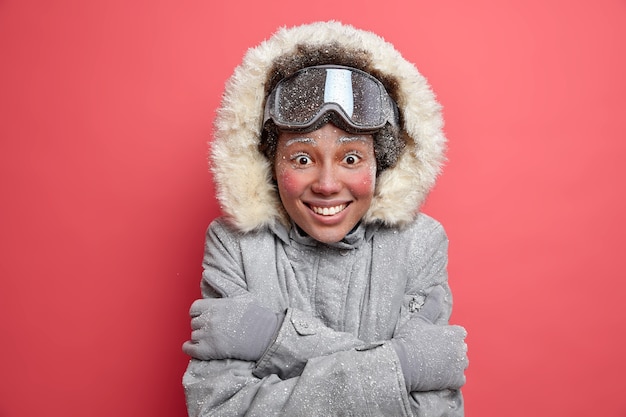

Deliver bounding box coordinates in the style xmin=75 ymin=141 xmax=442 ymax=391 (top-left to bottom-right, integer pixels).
xmin=184 ymin=21 xmax=464 ymax=416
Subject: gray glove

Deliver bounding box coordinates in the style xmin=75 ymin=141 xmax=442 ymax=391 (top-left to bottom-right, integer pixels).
xmin=182 ymin=294 xmax=284 ymax=361
xmin=391 ymin=286 xmax=468 ymax=392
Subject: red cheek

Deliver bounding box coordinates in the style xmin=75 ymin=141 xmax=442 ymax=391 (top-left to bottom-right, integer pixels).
xmin=276 ymin=169 xmax=302 ymax=195
xmin=347 ymin=170 xmax=375 ymax=196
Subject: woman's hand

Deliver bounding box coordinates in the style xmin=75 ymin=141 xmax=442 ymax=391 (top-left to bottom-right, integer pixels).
xmin=391 ymin=286 xmax=469 ymax=391
xmin=182 ymin=294 xmax=283 ymax=361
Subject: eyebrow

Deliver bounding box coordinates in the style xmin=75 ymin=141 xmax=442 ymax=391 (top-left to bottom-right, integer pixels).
xmin=284 ymin=135 xmax=370 ymax=147
xmin=337 ymin=135 xmax=371 ymax=145
xmin=284 ymin=137 xmax=317 ymax=147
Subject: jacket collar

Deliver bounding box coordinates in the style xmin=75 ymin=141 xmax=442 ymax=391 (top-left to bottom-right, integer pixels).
xmin=271 ymin=221 xmax=380 ymax=251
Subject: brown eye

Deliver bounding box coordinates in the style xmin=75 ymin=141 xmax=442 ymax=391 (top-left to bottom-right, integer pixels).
xmin=292 ymin=154 xmax=312 ymax=166
xmin=343 ymin=153 xmax=361 ymax=165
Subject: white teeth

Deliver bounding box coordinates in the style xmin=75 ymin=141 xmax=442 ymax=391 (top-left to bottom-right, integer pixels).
xmin=312 ymin=204 xmax=346 ymax=216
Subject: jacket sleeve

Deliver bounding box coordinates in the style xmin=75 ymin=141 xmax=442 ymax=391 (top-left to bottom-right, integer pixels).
xmin=184 ymin=343 xmax=414 ymax=416
xmin=399 ymin=217 xmax=465 ymax=416
xmin=248 ymin=297 xmax=465 ymax=416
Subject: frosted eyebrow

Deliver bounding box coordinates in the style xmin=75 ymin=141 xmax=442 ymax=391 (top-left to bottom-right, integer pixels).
xmin=337 ymin=135 xmax=371 ymax=144
xmin=284 ymin=137 xmax=317 ymax=147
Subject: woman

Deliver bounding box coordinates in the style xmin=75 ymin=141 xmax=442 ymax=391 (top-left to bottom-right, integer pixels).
xmin=182 ymin=21 xmax=468 ymax=416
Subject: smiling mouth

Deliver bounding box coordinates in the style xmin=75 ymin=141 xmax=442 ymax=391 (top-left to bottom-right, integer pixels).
xmin=310 ymin=204 xmax=347 ymax=216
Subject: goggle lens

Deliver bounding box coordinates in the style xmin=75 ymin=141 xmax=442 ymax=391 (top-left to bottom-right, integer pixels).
xmin=264 ymin=65 xmax=397 ymax=132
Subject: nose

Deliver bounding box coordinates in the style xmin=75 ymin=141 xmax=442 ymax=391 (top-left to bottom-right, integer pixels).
xmin=311 ymin=164 xmax=341 ymax=196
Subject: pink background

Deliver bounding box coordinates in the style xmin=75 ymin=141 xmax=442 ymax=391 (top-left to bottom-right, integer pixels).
xmin=1 ymin=1 xmax=625 ymax=416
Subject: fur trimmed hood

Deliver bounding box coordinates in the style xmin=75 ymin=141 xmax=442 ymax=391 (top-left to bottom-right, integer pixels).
xmin=210 ymin=21 xmax=446 ymax=232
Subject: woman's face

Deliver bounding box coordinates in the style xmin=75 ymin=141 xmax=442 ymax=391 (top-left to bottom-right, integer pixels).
xmin=274 ymin=123 xmax=377 ymax=243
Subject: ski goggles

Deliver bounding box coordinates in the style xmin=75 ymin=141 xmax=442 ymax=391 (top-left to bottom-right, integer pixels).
xmin=263 ymin=65 xmax=399 ymax=133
